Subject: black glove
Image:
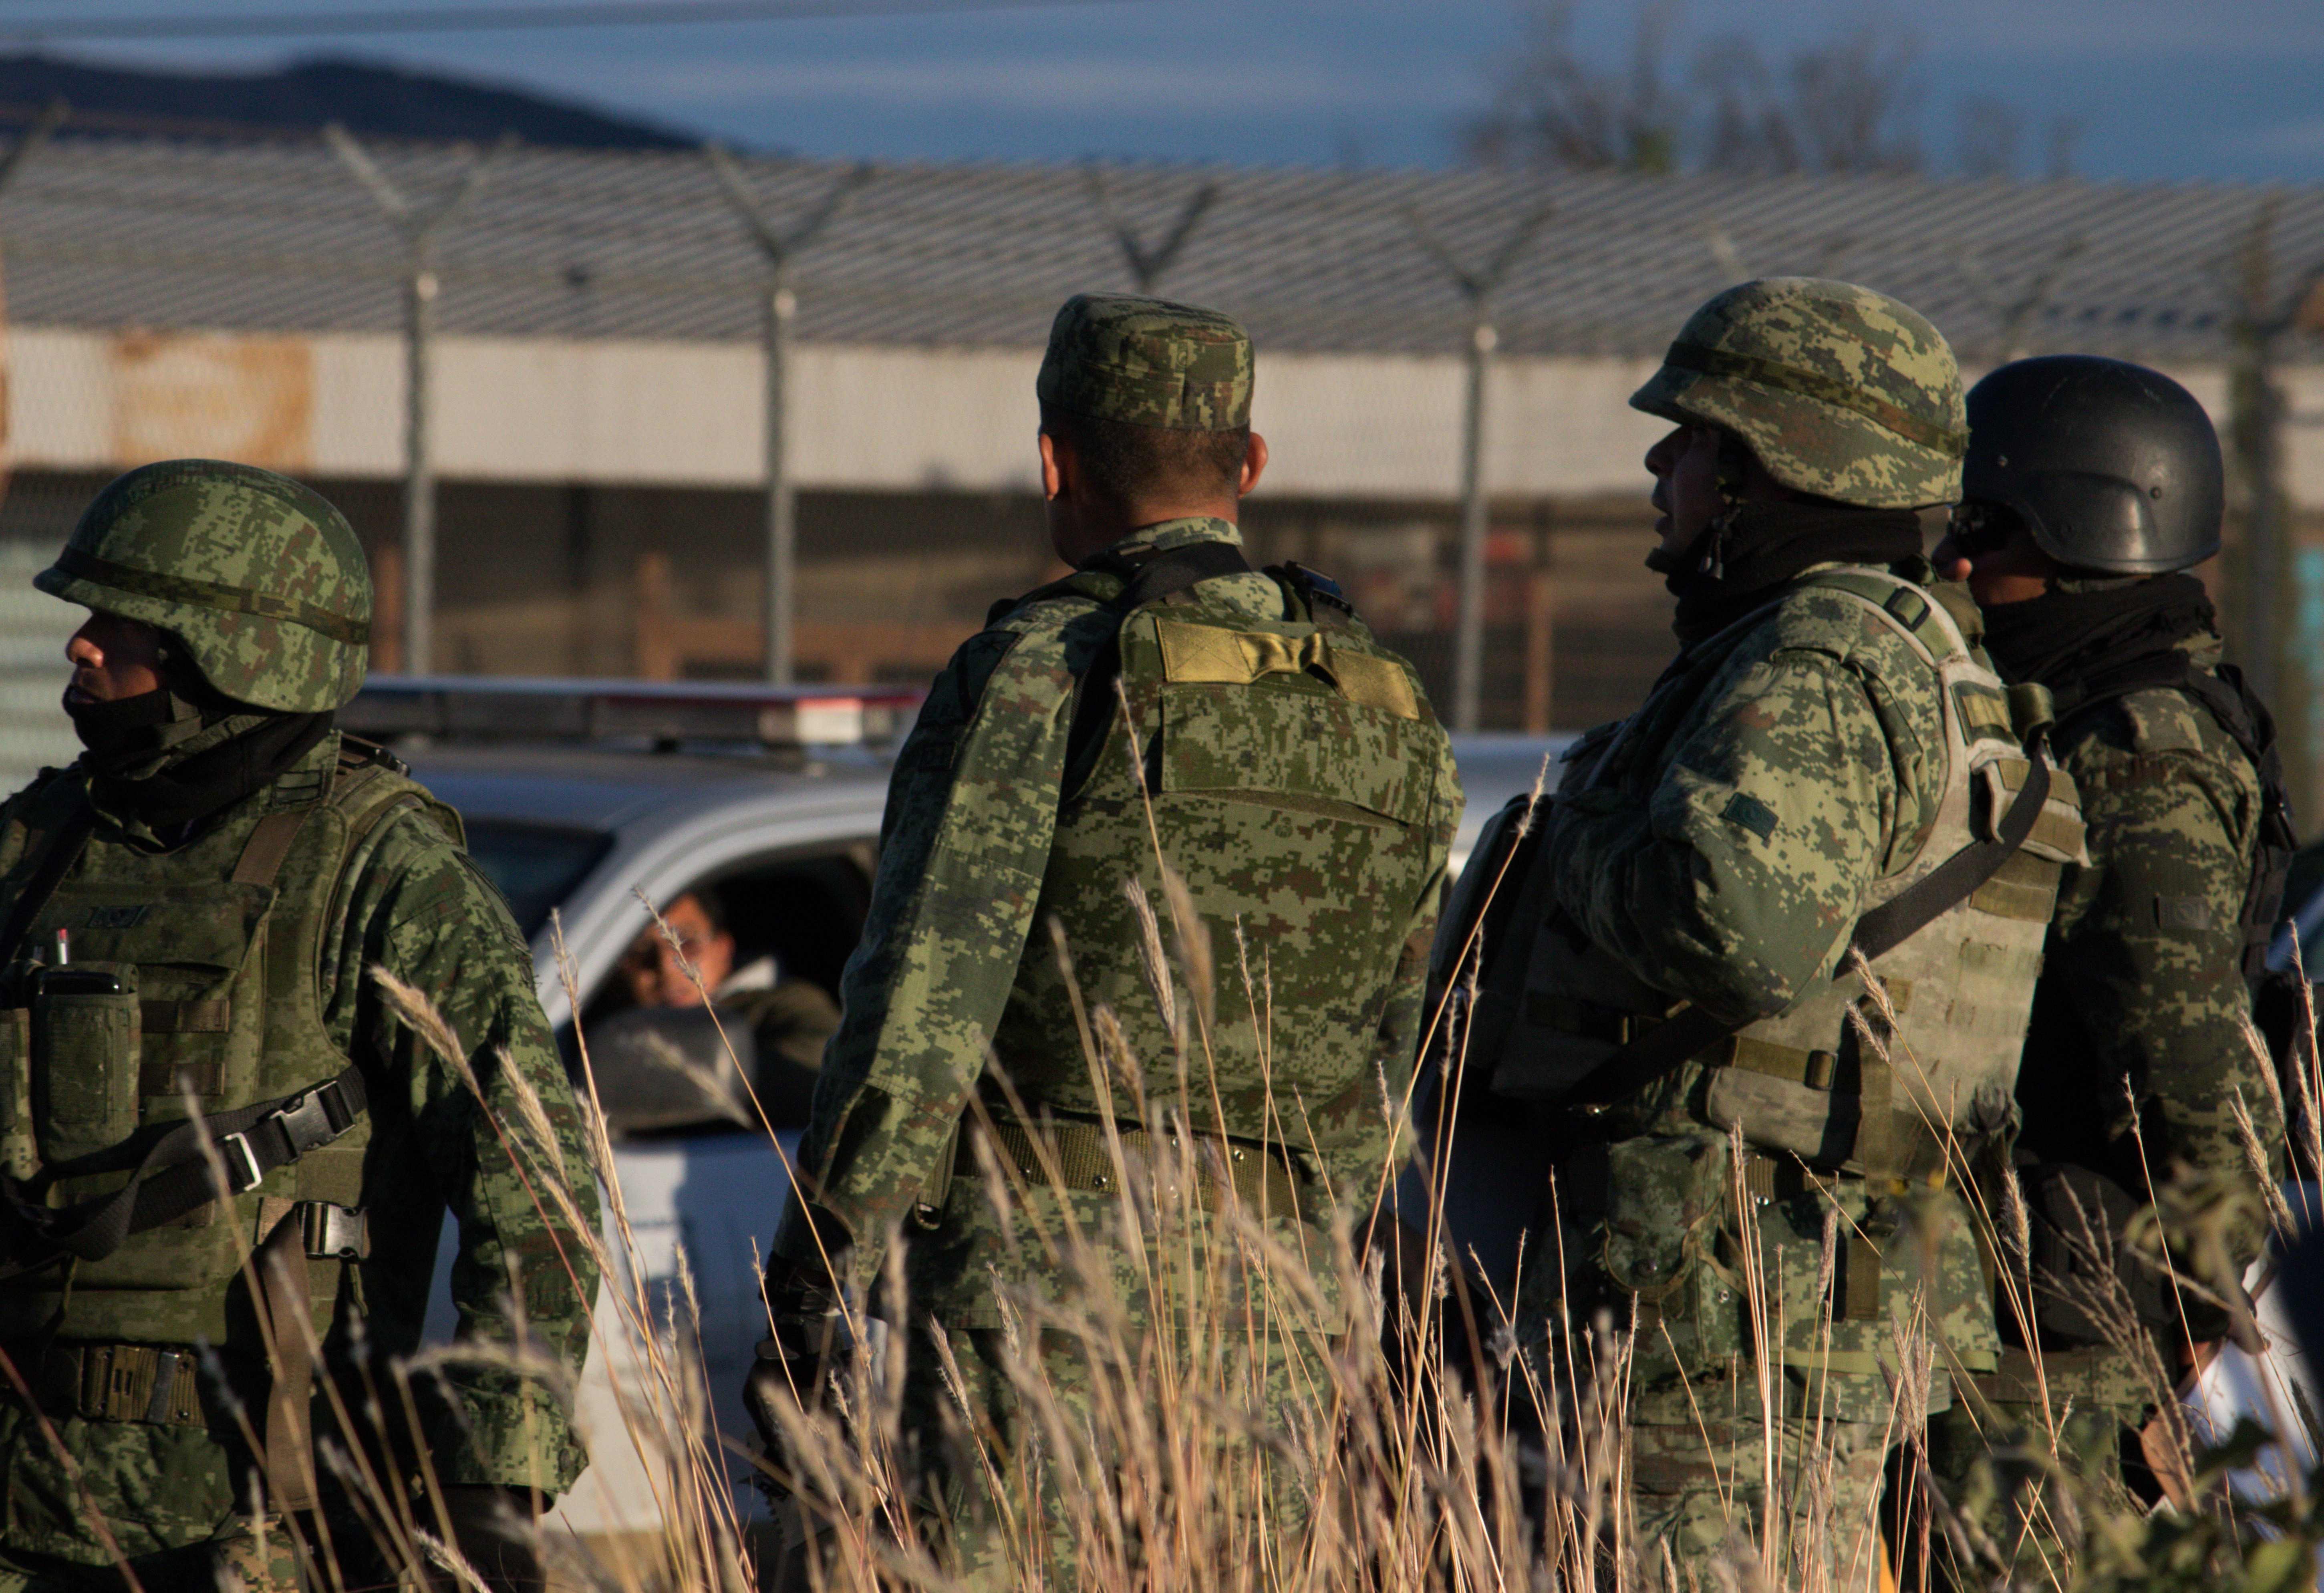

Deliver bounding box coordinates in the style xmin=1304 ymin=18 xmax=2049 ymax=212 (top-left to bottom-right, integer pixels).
xmin=746 ymin=1205 xmax=858 ymax=1452
xmin=435 ymin=1484 xmax=550 ymax=1593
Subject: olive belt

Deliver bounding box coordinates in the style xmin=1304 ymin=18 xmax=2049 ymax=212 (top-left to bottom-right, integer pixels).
xmin=2 ymin=1339 xmax=206 ymax=1426
xmin=958 ymin=1117 xmax=1309 ymax=1226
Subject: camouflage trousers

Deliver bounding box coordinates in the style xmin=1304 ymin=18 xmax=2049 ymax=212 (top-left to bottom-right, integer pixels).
xmin=1917 ymin=1347 xmax=2144 ymax=1590
xmin=1624 ymin=1388 xmax=1893 ymax=1593
xmin=0 ymin=1407 xmax=368 ymax=1591
xmin=899 ymin=1310 xmax=1332 ymax=1592
xmin=1517 ymin=1137 xmax=1999 ymax=1593
xmin=0 ymin=1531 xmax=304 ymax=1592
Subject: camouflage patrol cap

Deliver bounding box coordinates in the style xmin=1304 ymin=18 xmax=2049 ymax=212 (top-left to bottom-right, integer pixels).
xmin=36 ymin=459 xmax=372 ymax=713
xmin=1036 ymin=292 xmax=1253 ymax=431
xmin=1630 ymin=277 xmax=1967 ymax=508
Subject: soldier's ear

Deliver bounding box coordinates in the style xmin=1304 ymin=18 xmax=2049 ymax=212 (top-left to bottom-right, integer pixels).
xmin=1038 ymin=430 xmax=1069 ymax=502
xmin=1237 ymin=432 xmax=1269 ymax=498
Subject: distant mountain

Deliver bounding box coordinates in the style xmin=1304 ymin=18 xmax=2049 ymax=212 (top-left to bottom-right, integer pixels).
xmin=0 ymin=53 xmax=704 ymax=150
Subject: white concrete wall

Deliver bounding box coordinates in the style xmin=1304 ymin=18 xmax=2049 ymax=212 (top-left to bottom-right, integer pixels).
xmin=8 ymin=325 xmax=2321 ymax=507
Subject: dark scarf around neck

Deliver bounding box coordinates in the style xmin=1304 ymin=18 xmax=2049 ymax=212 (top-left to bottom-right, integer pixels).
xmin=1977 ymin=571 xmax=2217 ymax=706
xmin=70 ymin=686 xmax=332 ymax=832
xmin=1652 ymin=501 xmax=1928 ymax=646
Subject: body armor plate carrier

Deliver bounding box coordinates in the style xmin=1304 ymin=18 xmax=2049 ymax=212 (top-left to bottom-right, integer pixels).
xmin=1458 ymin=568 xmax=2085 ymax=1187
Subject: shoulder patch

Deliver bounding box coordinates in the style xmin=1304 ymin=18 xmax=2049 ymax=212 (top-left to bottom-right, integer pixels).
xmin=1720 ymin=791 xmax=1781 ymax=843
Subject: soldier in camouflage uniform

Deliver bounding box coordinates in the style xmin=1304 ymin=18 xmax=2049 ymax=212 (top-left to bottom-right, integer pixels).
xmin=748 ymin=294 xmax=1461 ymax=1585
xmin=1436 ymin=279 xmax=2083 ymax=1590
xmin=0 ymin=461 xmax=598 ymax=1592
xmin=1921 ymin=356 xmax=2292 ymax=1579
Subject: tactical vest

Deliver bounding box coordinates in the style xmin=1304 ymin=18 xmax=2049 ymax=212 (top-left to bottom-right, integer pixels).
xmin=986 ymin=552 xmax=1453 ymax=1154
xmin=1471 ymin=568 xmax=2085 ymax=1182
xmin=2054 ymin=652 xmax=2296 ymax=989
xmin=0 ymin=735 xmax=455 ymax=1349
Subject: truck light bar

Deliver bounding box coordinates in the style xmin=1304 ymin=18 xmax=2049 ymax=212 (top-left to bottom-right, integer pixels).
xmin=343 ymin=676 xmax=923 ymax=749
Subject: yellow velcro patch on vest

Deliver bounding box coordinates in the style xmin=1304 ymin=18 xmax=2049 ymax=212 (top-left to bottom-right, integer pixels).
xmin=1154 ymin=617 xmax=1420 ymax=720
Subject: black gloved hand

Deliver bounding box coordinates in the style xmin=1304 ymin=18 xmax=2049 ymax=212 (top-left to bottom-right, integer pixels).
xmin=745 ymin=1215 xmax=856 ymax=1464
xmin=435 ymin=1484 xmax=550 ymax=1593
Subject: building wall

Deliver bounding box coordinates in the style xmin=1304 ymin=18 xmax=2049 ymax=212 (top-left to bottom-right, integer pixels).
xmin=26 ymin=325 xmax=2315 ymax=506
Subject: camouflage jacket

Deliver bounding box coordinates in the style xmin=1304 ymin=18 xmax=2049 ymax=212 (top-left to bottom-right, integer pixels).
xmin=2016 ymin=632 xmax=2285 ymax=1212
xmin=0 ymin=733 xmax=598 ymax=1492
xmin=777 ymin=517 xmax=1460 ymax=1307
xmin=1541 ymin=564 xmax=1957 ymax=1048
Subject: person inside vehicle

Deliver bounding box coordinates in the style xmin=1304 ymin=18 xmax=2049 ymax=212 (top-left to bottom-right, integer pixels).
xmin=608 ymin=887 xmax=839 ymax=1127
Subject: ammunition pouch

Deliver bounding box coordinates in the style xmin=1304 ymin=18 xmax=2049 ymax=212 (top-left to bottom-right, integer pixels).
xmin=1581 ymin=1132 xmax=1744 ymax=1378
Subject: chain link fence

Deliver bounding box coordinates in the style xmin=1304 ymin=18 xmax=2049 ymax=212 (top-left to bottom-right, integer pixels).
xmin=0 ymin=133 xmax=2315 ymax=797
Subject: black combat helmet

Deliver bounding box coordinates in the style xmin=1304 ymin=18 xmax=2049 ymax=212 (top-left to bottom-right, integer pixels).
xmin=1961 ymin=354 xmax=2224 ymax=574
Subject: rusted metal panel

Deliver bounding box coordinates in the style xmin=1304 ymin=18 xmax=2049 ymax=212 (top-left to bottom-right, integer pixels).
xmin=109 ymin=329 xmax=311 ymax=469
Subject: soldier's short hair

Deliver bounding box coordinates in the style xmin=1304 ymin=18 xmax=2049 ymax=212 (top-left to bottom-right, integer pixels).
xmin=1039 ymin=403 xmax=1249 ymax=511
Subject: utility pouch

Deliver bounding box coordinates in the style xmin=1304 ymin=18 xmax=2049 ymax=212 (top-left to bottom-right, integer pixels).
xmin=0 ymin=997 xmax=31 ymax=1181
xmin=32 ymin=961 xmax=140 ymax=1162
xmin=1595 ymin=1131 xmax=1742 ymax=1375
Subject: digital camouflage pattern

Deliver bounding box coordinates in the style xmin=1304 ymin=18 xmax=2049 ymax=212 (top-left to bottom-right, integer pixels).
xmin=1035 ymin=294 xmax=1254 ymax=431
xmin=0 ymin=733 xmax=598 ymax=1582
xmin=36 ymin=461 xmax=372 ymax=714
xmin=1921 ymin=632 xmax=2286 ymax=1575
xmin=1630 ymin=277 xmax=1968 ymax=509
xmin=1476 ymin=555 xmax=2056 ymax=1583
xmin=773 ymin=514 xmax=1458 ymax=1579
xmin=2030 ymin=634 xmax=2282 ymax=1246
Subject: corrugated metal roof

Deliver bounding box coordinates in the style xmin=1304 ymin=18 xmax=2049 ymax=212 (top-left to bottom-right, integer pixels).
xmin=0 ymin=133 xmax=2317 ymax=364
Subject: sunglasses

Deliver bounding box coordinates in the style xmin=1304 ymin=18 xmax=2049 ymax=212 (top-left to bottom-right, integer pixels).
xmin=1944 ymin=501 xmax=2022 ymax=561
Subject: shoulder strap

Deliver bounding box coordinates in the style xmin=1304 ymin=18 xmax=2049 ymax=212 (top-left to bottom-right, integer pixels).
xmin=1560 ymin=731 xmax=2054 ymax=1111
xmin=0 ymin=776 xmax=95 ymax=966
xmin=0 ymin=1065 xmax=368 ymax=1280
xmin=1062 ymin=541 xmax=1257 ymax=798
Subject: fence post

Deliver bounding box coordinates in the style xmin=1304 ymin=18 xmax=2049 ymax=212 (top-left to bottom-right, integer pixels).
xmin=705 ymin=149 xmax=872 ymax=686
xmin=1404 ymin=200 xmax=1552 ymax=733
xmin=326 ymin=124 xmax=511 ymax=677
xmin=1085 ymin=165 xmax=1219 ymax=296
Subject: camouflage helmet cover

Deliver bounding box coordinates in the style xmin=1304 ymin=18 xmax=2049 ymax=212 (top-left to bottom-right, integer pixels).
xmin=1037 ymin=292 xmax=1254 ymax=432
xmin=1630 ymin=276 xmax=1968 ymax=509
xmin=36 ymin=459 xmax=372 ymax=713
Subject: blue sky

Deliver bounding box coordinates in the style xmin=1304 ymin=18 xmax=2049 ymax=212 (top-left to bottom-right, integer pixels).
xmin=29 ymin=0 xmax=2324 ymax=183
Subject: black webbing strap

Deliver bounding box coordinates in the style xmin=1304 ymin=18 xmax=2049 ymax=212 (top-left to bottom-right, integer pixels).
xmin=1063 ymin=540 xmax=1257 ymax=796
xmin=1560 ymin=737 xmax=2053 ymax=1111
xmin=0 ymin=795 xmax=95 ymax=966
xmin=0 ymin=1066 xmax=368 ymax=1280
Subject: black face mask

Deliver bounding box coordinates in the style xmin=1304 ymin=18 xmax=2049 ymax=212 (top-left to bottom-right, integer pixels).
xmin=63 ymin=685 xmax=206 ymax=776
xmin=1654 ymin=500 xmax=1928 ymax=646
xmin=1977 ymin=572 xmax=2217 ymax=701
xmin=68 ymin=681 xmax=332 ymax=833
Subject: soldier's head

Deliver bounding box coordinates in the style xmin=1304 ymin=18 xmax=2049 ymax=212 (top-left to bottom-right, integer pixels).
xmin=1631 ymin=277 xmax=1967 ymax=553
xmin=1035 ymin=293 xmax=1268 ymax=564
xmin=1936 ymin=355 xmax=2223 ymax=608
xmin=42 ymin=460 xmax=372 ymax=717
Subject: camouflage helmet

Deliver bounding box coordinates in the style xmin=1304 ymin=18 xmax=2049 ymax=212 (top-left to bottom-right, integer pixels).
xmin=1629 ymin=277 xmax=1968 ymax=509
xmin=36 ymin=459 xmax=372 ymax=713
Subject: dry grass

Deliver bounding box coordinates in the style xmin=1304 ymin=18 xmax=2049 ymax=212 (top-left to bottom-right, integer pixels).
xmin=24 ymin=866 xmax=2324 ymax=1593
